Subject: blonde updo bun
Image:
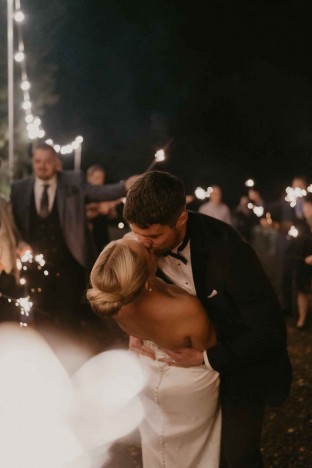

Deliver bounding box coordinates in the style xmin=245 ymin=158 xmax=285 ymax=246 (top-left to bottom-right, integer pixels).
xmin=87 ymin=240 xmax=149 ymax=316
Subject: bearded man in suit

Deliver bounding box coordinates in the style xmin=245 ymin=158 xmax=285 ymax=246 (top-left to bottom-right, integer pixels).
xmin=124 ymin=171 xmax=292 ymax=468
xmin=11 ymin=143 xmax=138 ymax=326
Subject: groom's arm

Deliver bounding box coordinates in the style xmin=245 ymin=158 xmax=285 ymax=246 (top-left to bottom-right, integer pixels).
xmin=166 ymin=241 xmax=287 ymax=370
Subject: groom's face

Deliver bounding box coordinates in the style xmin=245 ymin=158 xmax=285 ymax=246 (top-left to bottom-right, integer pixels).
xmin=130 ymin=223 xmax=181 ymax=256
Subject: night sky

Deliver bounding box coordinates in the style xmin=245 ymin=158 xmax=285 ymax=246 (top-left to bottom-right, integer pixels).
xmin=20 ymin=0 xmax=312 ymax=204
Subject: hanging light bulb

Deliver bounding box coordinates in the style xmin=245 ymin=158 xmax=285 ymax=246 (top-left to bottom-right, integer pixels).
xmin=14 ymin=11 xmax=25 ymax=22
xmin=22 ymin=100 xmax=32 ymax=110
xmin=14 ymin=51 xmax=25 ymax=62
xmin=25 ymin=114 xmax=34 ymax=123
xmin=21 ymin=80 xmax=30 ymax=91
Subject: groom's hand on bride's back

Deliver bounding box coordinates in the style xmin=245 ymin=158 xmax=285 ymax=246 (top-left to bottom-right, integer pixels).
xmin=129 ymin=336 xmax=156 ymax=360
xmin=159 ymin=347 xmax=204 ymax=368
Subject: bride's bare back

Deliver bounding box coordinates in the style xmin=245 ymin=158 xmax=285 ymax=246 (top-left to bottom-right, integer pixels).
xmin=115 ymin=278 xmax=216 ymax=351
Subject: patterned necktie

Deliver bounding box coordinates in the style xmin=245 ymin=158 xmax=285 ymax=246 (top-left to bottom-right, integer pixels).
xmin=39 ymin=184 xmax=50 ymax=218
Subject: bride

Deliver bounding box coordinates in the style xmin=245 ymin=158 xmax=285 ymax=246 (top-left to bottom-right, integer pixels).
xmin=87 ymin=237 xmax=221 ymax=468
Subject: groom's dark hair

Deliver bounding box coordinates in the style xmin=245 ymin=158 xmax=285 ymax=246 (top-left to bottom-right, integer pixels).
xmin=124 ymin=171 xmax=186 ymax=228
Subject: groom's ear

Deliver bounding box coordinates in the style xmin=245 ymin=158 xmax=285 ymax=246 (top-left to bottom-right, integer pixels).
xmin=176 ymin=210 xmax=188 ymax=228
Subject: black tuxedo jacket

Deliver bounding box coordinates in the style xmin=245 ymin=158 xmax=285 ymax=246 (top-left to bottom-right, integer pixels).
xmin=187 ymin=211 xmax=292 ymax=406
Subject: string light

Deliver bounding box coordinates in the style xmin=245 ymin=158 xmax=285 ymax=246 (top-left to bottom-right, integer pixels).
xmin=13 ymin=0 xmax=83 ymax=154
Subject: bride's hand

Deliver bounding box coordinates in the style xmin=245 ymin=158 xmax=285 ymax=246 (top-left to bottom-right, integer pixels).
xmin=160 ymin=347 xmax=204 ymax=367
xmin=129 ymin=336 xmax=156 ymax=360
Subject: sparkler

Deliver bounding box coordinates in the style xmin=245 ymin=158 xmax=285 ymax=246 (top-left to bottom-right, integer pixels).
xmin=245 ymin=179 xmax=255 ymax=188
xmin=247 ymin=202 xmax=264 ymax=218
xmin=144 ymin=137 xmax=174 ymax=172
xmin=288 ymin=225 xmax=299 ymax=238
xmin=145 ymin=148 xmax=166 ymax=172
xmin=0 ymin=292 xmax=32 ymax=327
xmin=194 ymin=186 xmax=213 ymax=200
xmin=285 ymin=186 xmax=307 ymax=207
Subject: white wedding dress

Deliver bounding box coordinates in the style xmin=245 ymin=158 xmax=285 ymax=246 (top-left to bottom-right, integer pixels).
xmin=138 ymin=341 xmax=221 ymax=468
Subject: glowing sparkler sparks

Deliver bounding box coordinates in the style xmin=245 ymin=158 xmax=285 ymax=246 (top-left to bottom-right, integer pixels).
xmin=253 ymin=205 xmax=264 ymax=217
xmin=0 ymin=325 xmax=145 ymax=468
xmin=19 ymin=251 xmax=48 ymax=275
xmin=247 ymin=202 xmax=264 ymax=217
xmin=34 ymin=254 xmax=45 ymax=267
xmin=15 ymin=296 xmax=33 ymax=327
xmin=20 ymin=249 xmax=33 ymax=263
xmin=145 ymin=148 xmax=166 ymax=172
xmin=16 ymin=296 xmax=33 ymax=315
xmin=194 ymin=186 xmax=213 ymax=200
xmin=288 ymin=225 xmax=299 ymax=238
xmin=155 ymin=149 xmax=165 ymax=162
xmin=245 ymin=179 xmax=255 ymax=187
xmin=285 ymin=187 xmax=307 ymax=207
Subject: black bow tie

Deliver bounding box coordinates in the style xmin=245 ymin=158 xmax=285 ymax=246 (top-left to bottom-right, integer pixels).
xmin=164 ymin=251 xmax=187 ymax=264
xmin=163 ymin=222 xmax=189 ymax=264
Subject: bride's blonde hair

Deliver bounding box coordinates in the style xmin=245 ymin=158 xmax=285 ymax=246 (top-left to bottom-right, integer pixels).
xmin=87 ymin=240 xmax=149 ymax=316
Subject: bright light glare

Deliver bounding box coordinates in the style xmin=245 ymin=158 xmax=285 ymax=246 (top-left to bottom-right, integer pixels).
xmin=72 ymin=350 xmax=145 ymax=447
xmin=0 ymin=325 xmax=145 ymax=467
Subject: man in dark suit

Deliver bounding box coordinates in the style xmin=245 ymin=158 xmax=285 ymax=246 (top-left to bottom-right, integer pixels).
xmin=124 ymin=171 xmax=292 ymax=468
xmin=10 ymin=143 xmax=138 ymax=326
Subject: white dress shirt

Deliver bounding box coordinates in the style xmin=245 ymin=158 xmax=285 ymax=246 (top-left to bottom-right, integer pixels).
xmin=34 ymin=176 xmax=57 ymax=215
xmin=158 ymin=240 xmax=213 ymax=369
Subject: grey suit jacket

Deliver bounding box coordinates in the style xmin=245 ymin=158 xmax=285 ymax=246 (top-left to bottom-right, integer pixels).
xmin=11 ymin=171 xmax=127 ymax=269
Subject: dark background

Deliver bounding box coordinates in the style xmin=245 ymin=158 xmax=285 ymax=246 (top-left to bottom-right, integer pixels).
xmin=18 ymin=0 xmax=312 ymax=204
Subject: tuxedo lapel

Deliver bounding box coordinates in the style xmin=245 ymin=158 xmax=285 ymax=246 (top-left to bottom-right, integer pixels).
xmin=188 ymin=213 xmax=216 ymax=298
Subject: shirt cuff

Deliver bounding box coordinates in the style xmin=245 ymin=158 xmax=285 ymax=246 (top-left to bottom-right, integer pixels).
xmin=203 ymin=351 xmax=214 ymax=370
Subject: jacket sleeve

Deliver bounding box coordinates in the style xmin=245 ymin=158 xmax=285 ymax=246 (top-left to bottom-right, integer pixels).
xmin=206 ymin=241 xmax=287 ymax=373
xmin=84 ymin=181 xmax=127 ymax=202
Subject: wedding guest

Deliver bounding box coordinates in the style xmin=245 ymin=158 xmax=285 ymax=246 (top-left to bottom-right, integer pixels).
xmin=86 ymin=164 xmax=120 ymax=253
xmin=10 ymin=143 xmax=139 ymax=327
xmin=292 ymin=193 xmax=312 ymax=330
xmin=198 ymin=185 xmax=232 ymax=225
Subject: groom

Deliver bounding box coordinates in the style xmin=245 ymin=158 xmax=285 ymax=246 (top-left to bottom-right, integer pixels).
xmin=123 ymin=171 xmax=292 ymax=468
